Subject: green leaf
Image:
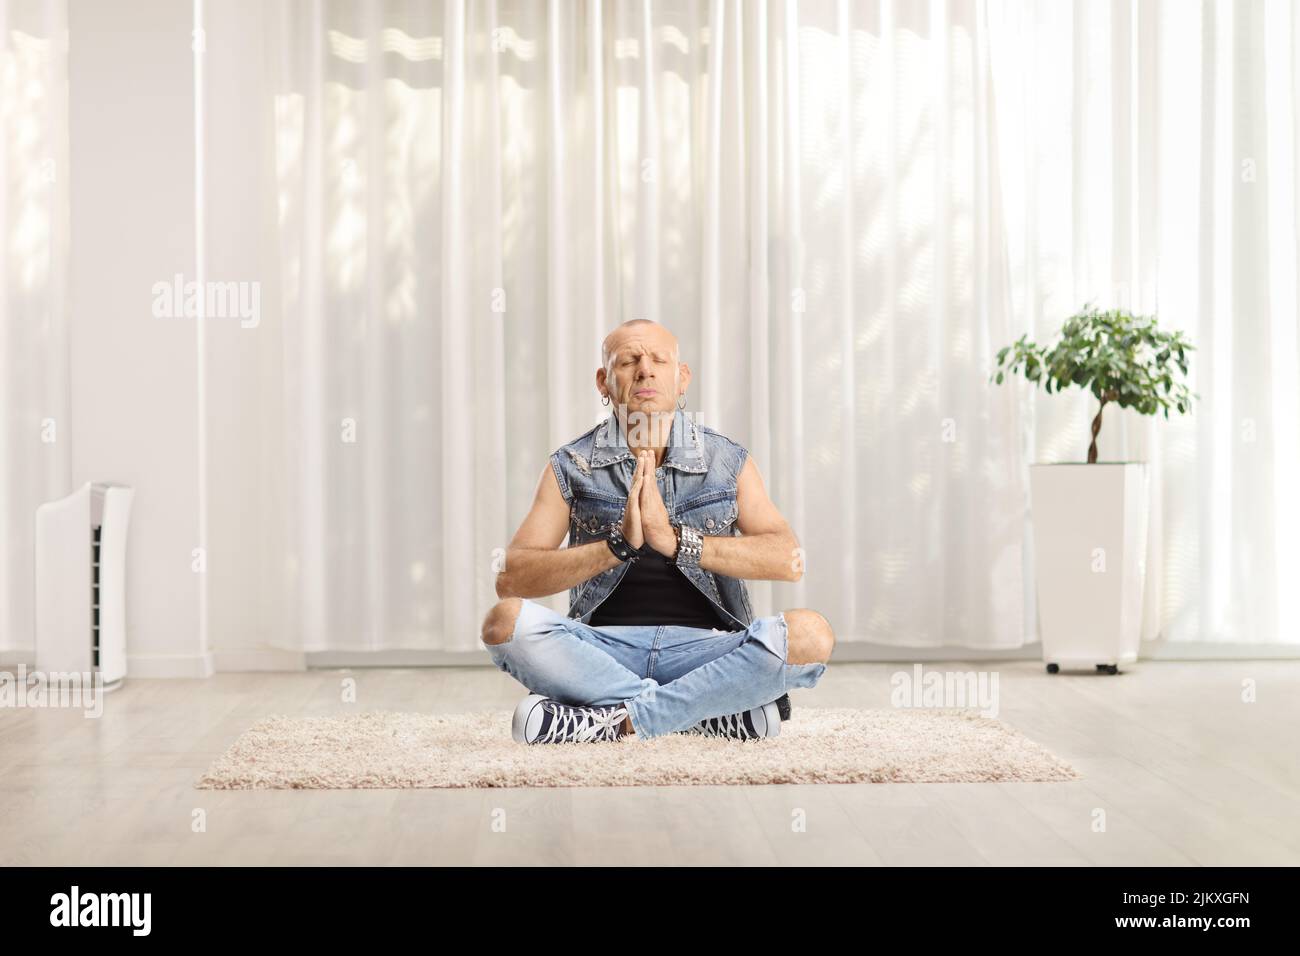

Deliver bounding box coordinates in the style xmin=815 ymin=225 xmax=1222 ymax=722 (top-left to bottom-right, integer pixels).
xmin=990 ymin=308 xmax=1194 ymax=433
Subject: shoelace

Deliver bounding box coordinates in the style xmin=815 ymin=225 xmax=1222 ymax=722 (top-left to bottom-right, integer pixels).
xmin=687 ymin=710 xmax=754 ymax=739
xmin=540 ymin=702 xmax=628 ymax=743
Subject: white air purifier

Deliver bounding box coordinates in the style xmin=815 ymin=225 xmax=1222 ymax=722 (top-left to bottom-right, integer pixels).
xmin=35 ymin=482 xmax=134 ymax=688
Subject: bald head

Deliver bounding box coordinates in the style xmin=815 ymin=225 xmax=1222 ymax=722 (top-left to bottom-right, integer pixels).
xmin=596 ymin=319 xmax=691 ymax=415
xmin=602 ymin=319 xmax=679 ymax=371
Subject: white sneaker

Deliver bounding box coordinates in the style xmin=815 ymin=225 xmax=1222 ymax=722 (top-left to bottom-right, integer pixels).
xmin=679 ymin=701 xmax=782 ymax=740
xmin=511 ymin=694 xmax=631 ymax=744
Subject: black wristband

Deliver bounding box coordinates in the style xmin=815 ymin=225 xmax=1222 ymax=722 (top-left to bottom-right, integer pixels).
xmin=604 ymin=524 xmax=639 ymax=562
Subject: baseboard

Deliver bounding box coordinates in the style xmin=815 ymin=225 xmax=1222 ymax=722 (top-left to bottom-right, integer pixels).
xmin=308 ymin=650 xmax=493 ymax=668
xmin=125 ymin=651 xmax=215 ymax=678
xmin=309 ymin=639 xmax=1300 ymax=669
xmin=0 ymin=649 xmax=216 ymax=677
xmin=311 ymin=646 xmax=1045 ymax=668
xmin=8 ymin=638 xmax=1297 ymax=678
xmin=213 ymin=647 xmax=308 ymax=672
xmin=1137 ymin=640 xmax=1300 ymax=660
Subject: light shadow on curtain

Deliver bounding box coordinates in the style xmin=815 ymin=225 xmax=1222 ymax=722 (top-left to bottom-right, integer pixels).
xmin=253 ymin=0 xmax=1298 ymax=653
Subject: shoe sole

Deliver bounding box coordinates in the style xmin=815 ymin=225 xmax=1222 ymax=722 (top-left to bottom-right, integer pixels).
xmin=512 ymin=694 xmax=548 ymax=744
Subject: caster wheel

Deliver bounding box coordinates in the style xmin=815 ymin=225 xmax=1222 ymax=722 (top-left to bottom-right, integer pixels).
xmin=1096 ymin=664 xmax=1119 ymax=675
xmin=1046 ymin=663 xmax=1059 ymax=674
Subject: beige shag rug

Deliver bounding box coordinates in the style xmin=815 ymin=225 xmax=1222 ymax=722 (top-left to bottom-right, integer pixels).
xmin=193 ymin=708 xmax=1081 ymax=789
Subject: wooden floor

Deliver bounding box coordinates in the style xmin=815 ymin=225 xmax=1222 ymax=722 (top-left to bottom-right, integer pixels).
xmin=2 ymin=660 xmax=1298 ymax=866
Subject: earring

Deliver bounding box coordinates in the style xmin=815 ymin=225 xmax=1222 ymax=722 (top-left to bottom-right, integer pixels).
xmin=601 ymin=394 xmax=611 ymax=406
xmin=677 ymin=393 xmax=687 ymax=410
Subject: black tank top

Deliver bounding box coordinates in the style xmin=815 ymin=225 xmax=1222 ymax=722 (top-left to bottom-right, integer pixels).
xmin=588 ymin=551 xmax=739 ymax=630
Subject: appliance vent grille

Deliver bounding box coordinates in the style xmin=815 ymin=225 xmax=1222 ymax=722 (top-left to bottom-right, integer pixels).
xmin=91 ymin=525 xmax=101 ymax=670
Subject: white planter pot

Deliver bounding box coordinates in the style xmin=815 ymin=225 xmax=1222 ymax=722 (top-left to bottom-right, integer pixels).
xmin=1029 ymin=463 xmax=1149 ymax=673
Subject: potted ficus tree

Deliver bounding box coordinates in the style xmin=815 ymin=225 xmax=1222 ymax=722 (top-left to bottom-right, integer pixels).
xmin=992 ymin=305 xmax=1196 ymax=675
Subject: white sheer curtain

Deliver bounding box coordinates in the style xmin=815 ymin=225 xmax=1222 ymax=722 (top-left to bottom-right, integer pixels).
xmin=259 ymin=0 xmax=1024 ymax=653
xmin=254 ymin=0 xmax=1299 ymax=653
xmin=990 ymin=0 xmax=1300 ymax=648
xmin=0 ymin=0 xmax=68 ymax=656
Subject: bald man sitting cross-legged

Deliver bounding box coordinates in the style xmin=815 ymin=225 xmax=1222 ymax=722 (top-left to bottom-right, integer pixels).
xmin=483 ymin=320 xmax=834 ymax=744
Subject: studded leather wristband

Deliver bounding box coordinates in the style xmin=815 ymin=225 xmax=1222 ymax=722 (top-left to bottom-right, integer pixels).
xmin=604 ymin=524 xmax=640 ymax=562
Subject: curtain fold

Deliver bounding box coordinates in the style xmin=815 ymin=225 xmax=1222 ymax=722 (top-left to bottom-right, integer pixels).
xmin=252 ymin=0 xmax=1299 ymax=653
xmin=0 ymin=0 xmax=69 ymax=655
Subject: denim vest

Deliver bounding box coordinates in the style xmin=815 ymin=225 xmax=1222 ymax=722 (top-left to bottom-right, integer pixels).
xmin=549 ymin=408 xmax=756 ymax=630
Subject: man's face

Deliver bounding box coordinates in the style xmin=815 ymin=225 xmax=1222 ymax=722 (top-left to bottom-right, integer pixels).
xmin=602 ymin=328 xmax=682 ymax=416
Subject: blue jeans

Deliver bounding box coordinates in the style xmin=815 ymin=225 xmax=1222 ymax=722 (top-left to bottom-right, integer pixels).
xmin=485 ymin=598 xmax=828 ymax=739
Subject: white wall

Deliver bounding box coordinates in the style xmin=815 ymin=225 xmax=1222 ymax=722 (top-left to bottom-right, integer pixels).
xmin=67 ymin=0 xmax=209 ymax=676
